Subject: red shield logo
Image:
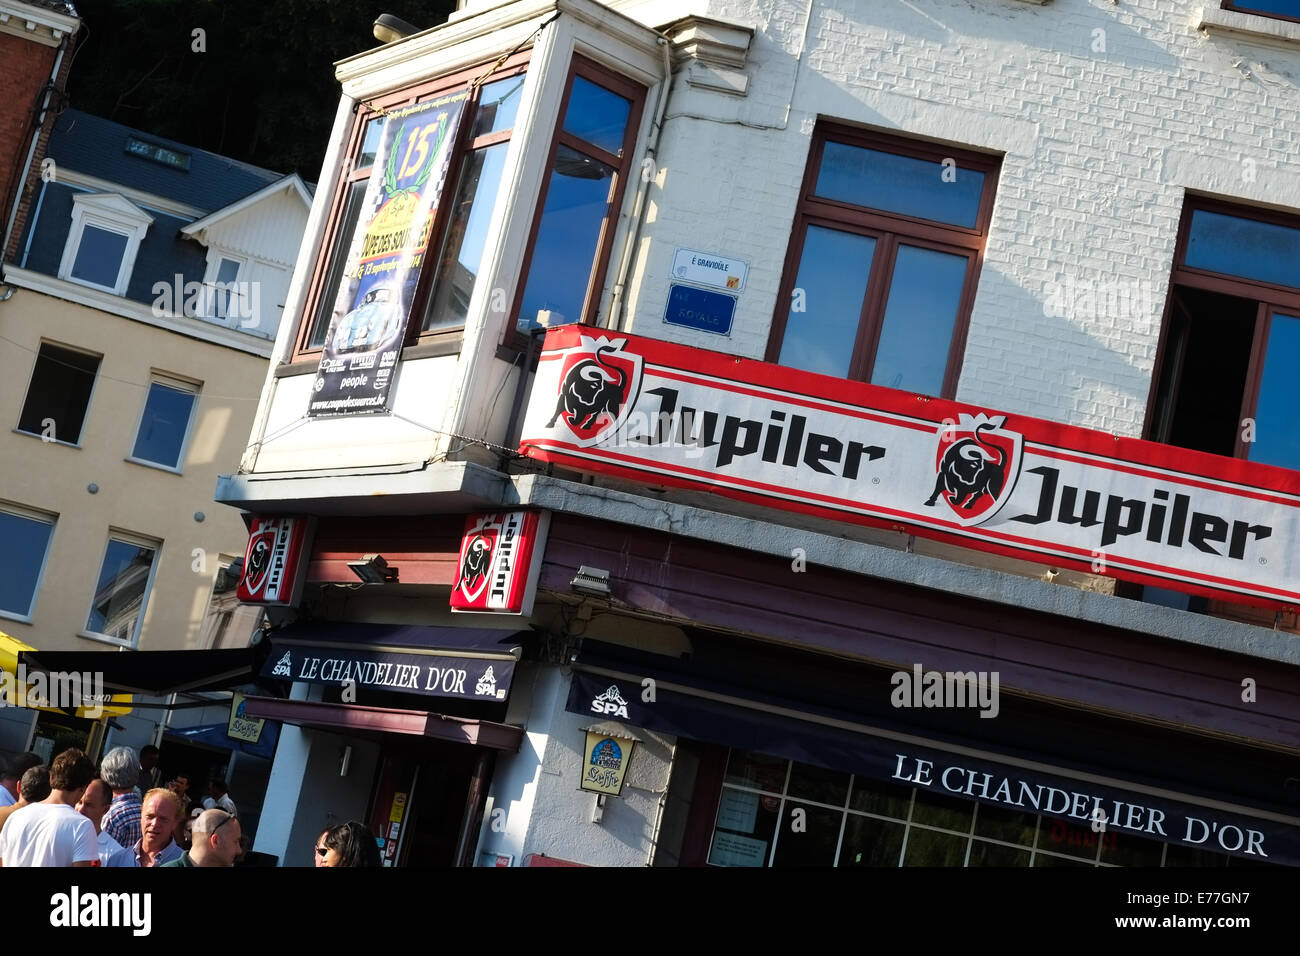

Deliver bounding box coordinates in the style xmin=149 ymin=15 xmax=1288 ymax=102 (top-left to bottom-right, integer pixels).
xmin=924 ymin=414 xmax=1023 ymax=527
xmin=544 ymin=335 xmax=643 ymax=447
xmin=455 ymin=516 xmax=500 ymax=605
xmin=239 ymin=527 xmax=276 ymax=598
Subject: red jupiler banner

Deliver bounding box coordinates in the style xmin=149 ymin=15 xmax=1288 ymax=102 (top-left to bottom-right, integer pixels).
xmin=450 ymin=511 xmax=550 ymax=615
xmin=237 ymin=516 xmax=314 ymax=606
xmin=519 ymin=327 xmax=1300 ymax=609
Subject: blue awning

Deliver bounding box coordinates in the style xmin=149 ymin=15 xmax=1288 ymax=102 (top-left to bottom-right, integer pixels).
xmin=261 ymin=623 xmax=528 ymax=703
xmin=166 ymin=720 xmax=280 ymax=760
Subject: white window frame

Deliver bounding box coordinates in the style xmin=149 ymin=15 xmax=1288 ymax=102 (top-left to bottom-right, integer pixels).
xmin=0 ymin=502 xmax=57 ymax=624
xmin=79 ymin=530 xmax=162 ymax=648
xmin=125 ymin=372 xmax=202 ymax=473
xmin=201 ymin=250 xmax=248 ymax=326
xmin=15 ymin=339 xmax=103 ymax=447
xmin=58 ymin=192 xmax=153 ymax=296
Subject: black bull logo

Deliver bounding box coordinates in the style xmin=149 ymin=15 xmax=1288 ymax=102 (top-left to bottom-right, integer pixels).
xmin=245 ymin=536 xmax=271 ymax=589
xmin=461 ymin=535 xmax=492 ymax=591
xmin=547 ymin=346 xmax=627 ymax=431
xmin=925 ymin=423 xmax=1008 ymax=511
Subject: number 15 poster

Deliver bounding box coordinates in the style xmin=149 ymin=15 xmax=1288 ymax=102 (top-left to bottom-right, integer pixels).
xmin=309 ymin=90 xmax=468 ymax=417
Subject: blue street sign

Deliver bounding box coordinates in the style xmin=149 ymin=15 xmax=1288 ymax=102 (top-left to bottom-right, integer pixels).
xmin=664 ymin=283 xmax=736 ymax=336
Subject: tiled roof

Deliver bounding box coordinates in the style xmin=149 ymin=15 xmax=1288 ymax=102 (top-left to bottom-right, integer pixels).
xmin=47 ymin=109 xmax=282 ymax=214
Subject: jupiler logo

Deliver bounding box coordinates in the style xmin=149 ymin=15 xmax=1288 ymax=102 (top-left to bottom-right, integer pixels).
xmin=456 ymin=517 xmax=498 ymax=604
xmin=545 ymin=335 xmax=643 ymax=447
xmin=590 ymin=684 xmax=629 ymax=719
xmin=925 ymin=413 xmax=1024 ymax=527
xmin=271 ymin=652 xmax=293 ymax=678
xmin=241 ymin=528 xmax=275 ymax=597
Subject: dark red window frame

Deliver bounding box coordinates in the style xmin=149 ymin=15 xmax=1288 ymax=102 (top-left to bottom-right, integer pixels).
xmin=764 ymin=124 xmax=1001 ymax=400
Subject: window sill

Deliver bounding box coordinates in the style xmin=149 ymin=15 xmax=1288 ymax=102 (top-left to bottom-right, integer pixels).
xmin=77 ymin=630 xmax=136 ymax=649
xmin=1198 ymin=5 xmax=1300 ymax=48
xmin=0 ymin=610 xmax=34 ymax=626
xmin=12 ymin=428 xmax=82 ymax=449
xmin=124 ymin=456 xmax=183 ymax=475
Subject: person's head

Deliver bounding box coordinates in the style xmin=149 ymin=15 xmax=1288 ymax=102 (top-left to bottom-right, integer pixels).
xmin=169 ymin=774 xmax=190 ymax=796
xmin=317 ymin=821 xmax=382 ymax=867
xmin=141 ymin=788 xmax=183 ymax=850
xmin=49 ymin=748 xmax=95 ymax=802
xmin=313 ymin=828 xmax=330 ymax=867
xmin=208 ymin=778 xmax=227 ymax=798
xmin=99 ymin=746 xmax=140 ymax=793
xmin=19 ymin=765 xmax=50 ymax=805
xmin=2 ymin=752 xmax=41 ymax=800
xmin=190 ymin=810 xmax=241 ymax=866
xmin=75 ymin=778 xmax=113 ymax=832
xmin=139 ymin=746 xmax=159 ymax=770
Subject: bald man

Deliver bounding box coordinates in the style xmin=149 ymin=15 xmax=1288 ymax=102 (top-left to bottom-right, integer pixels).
xmin=161 ymin=809 xmax=241 ymax=867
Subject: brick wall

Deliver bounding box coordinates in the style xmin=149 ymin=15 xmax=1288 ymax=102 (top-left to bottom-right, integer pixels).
xmin=621 ymin=0 xmax=1300 ymax=438
xmin=0 ymin=30 xmax=63 ymax=264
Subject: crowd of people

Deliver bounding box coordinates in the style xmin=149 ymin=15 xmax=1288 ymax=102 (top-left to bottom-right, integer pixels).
xmin=0 ymin=746 xmax=382 ymax=867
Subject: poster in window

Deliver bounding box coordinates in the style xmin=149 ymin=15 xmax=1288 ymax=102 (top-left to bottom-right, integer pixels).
xmin=308 ymin=90 xmax=468 ymax=417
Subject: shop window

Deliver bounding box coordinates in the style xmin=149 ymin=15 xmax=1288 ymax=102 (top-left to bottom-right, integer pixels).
xmin=511 ymin=60 xmax=645 ymax=337
xmin=84 ymin=533 xmax=160 ymax=646
xmin=704 ymin=748 xmax=1247 ymax=868
xmin=1222 ymin=0 xmax=1300 ymax=23
xmin=766 ymin=126 xmax=1000 ymax=398
xmin=0 ymin=505 xmax=56 ymax=621
xmin=295 ymin=57 xmax=528 ymax=357
xmin=17 ymin=342 xmax=101 ymax=445
xmin=1139 ymin=198 xmax=1300 ymax=610
xmin=129 ymin=376 xmax=200 ymax=471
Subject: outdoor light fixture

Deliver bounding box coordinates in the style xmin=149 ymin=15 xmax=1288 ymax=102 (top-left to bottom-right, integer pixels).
xmin=373 ymin=13 xmax=420 ymax=43
xmin=347 ymin=553 xmax=398 ymax=584
xmin=570 ymin=565 xmax=611 ymax=597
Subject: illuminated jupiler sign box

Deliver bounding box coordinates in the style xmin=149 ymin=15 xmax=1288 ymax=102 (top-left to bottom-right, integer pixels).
xmin=520 ymin=328 xmax=1300 ymax=609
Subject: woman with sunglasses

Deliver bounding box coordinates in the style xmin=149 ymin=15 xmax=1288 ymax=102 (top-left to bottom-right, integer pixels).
xmin=314 ymin=821 xmax=382 ymax=867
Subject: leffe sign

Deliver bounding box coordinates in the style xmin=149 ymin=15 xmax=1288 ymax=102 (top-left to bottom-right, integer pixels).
xmin=520 ymin=328 xmax=1300 ymax=608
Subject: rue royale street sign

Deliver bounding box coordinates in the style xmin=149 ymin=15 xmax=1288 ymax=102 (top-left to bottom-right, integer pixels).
xmin=519 ymin=328 xmax=1300 ymax=609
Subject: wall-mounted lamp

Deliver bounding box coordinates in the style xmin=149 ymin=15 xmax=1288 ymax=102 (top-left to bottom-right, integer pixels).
xmin=347 ymin=554 xmax=399 ymax=584
xmin=373 ymin=13 xmax=420 ymax=43
xmin=571 ymin=565 xmax=611 ymax=598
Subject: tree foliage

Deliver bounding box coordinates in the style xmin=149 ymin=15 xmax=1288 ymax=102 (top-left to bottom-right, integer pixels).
xmin=67 ymin=0 xmax=456 ymax=176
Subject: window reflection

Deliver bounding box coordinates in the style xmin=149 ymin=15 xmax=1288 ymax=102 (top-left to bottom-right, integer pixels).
xmin=86 ymin=539 xmax=156 ymax=642
xmin=816 ymin=142 xmax=985 ymax=229
xmin=1249 ymin=313 xmax=1300 ymax=470
xmin=71 ymin=225 xmax=128 ymax=289
xmin=0 ymin=511 xmax=54 ymax=618
xmin=1185 ymin=210 xmax=1300 ymax=290
xmin=562 ymin=76 xmax=631 ymax=155
xmin=472 ymin=76 xmax=525 ymax=138
xmin=871 ymin=245 xmax=968 ymax=395
xmin=777 ymin=226 xmax=876 ymax=378
xmin=516 ymin=145 xmax=615 ymax=329
xmin=309 ymin=181 xmax=367 ymax=349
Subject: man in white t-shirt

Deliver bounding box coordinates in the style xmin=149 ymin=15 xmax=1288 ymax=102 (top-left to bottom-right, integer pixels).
xmin=0 ymin=748 xmax=98 ymax=867
xmin=76 ymin=777 xmax=136 ymax=867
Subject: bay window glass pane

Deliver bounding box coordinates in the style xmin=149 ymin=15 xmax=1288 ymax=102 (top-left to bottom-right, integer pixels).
xmin=473 ymin=75 xmax=525 ymax=138
xmin=357 ymin=118 xmax=384 ymax=168
xmin=0 ymin=511 xmax=54 ymax=617
xmin=87 ymin=539 xmax=156 ymax=640
xmin=308 ymin=181 xmax=367 ymax=348
xmin=562 ymin=76 xmax=631 ymax=155
xmin=131 ymin=382 xmax=197 ymax=468
xmin=1248 ymin=313 xmax=1300 ymax=470
xmin=816 ymin=141 xmax=985 ymax=228
xmin=424 ymin=143 xmax=509 ymax=330
xmin=71 ymin=225 xmax=128 ymax=288
xmin=777 ymin=226 xmax=876 ymax=378
xmin=516 ymin=145 xmax=614 ymax=329
xmin=870 ymin=245 xmax=968 ymax=395
xmin=1184 ymin=209 xmax=1300 ymax=290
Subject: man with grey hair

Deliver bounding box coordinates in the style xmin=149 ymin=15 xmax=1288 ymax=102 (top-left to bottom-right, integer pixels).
xmin=100 ymin=746 xmax=143 ymax=849
xmin=161 ymin=808 xmax=241 ymax=867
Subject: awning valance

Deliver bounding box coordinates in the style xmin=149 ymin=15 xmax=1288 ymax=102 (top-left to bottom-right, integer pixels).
xmin=17 ymin=643 xmax=259 ymax=697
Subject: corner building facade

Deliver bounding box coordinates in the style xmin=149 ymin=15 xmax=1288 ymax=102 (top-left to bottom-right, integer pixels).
xmin=219 ymin=0 xmax=1300 ymax=866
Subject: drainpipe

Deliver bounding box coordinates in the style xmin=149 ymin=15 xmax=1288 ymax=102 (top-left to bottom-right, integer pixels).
xmin=0 ymin=30 xmax=73 ymax=300
xmin=606 ymin=35 xmax=674 ymax=333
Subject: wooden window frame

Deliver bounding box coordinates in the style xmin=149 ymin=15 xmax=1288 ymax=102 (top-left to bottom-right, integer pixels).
xmin=1143 ymin=195 xmax=1300 ymax=460
xmin=764 ymin=124 xmax=1001 ymax=399
xmin=505 ymin=56 xmax=647 ymax=351
xmin=286 ymin=51 xmax=531 ymax=372
xmin=1221 ymin=0 xmax=1300 ymax=25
